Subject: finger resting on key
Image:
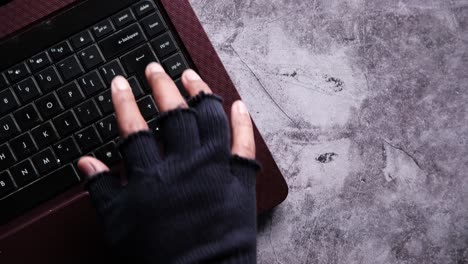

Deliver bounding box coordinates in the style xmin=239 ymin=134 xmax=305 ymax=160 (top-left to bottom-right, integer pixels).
xmin=111 ymin=76 xmax=148 ymax=137
xmin=145 ymin=63 xmax=188 ymax=112
xmin=181 ymin=69 xmax=212 ymax=97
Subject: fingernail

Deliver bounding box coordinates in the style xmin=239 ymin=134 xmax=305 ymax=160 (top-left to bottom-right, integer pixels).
xmin=147 ymin=62 xmax=165 ymax=74
xmin=113 ymin=76 xmax=129 ymax=91
xmin=236 ymin=101 xmax=249 ymax=115
xmin=184 ymin=69 xmax=201 ymax=81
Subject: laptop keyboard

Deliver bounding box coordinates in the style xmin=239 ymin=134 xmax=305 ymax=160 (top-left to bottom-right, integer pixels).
xmin=0 ymin=0 xmax=190 ymax=222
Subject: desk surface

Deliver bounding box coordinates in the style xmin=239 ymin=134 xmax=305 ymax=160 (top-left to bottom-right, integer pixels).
xmin=190 ymin=0 xmax=468 ymax=263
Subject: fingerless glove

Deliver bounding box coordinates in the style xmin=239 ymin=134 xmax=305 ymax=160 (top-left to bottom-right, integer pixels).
xmin=85 ymin=93 xmax=259 ymax=263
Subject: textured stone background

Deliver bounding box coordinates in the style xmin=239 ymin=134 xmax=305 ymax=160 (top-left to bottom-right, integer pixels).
xmin=189 ymin=0 xmax=468 ymax=263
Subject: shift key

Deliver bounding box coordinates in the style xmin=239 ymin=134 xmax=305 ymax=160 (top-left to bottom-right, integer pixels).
xmin=99 ymin=23 xmax=146 ymax=59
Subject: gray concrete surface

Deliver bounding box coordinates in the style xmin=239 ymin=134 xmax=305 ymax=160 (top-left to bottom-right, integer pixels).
xmin=189 ymin=0 xmax=468 ymax=263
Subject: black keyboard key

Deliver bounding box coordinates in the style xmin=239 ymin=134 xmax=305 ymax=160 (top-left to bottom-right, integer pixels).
xmin=79 ymin=70 xmax=106 ymax=96
xmin=95 ymin=141 xmax=121 ymax=166
xmin=35 ymin=66 xmax=63 ymax=93
xmin=92 ymin=19 xmax=115 ymax=39
xmin=10 ymin=133 xmax=38 ymax=160
xmin=0 ymin=171 xmax=15 ymax=198
xmin=36 ymin=92 xmax=63 ymax=119
xmin=0 ymin=164 xmax=80 ymax=224
xmin=54 ymin=137 xmax=81 ymax=163
xmin=75 ymin=99 xmax=101 ymax=125
xmin=162 ymin=53 xmax=188 ymax=78
xmin=151 ymin=32 xmax=178 ymax=59
xmin=49 ymin=41 xmax=73 ymax=61
xmin=100 ymin=60 xmax=126 ymax=85
xmin=57 ymin=55 xmax=84 ymax=82
xmin=121 ymin=44 xmax=157 ymax=75
xmin=78 ymin=45 xmax=105 ymax=70
xmin=10 ymin=159 xmax=38 ymax=187
xmin=0 ymin=88 xmax=19 ymax=115
xmin=32 ymin=148 xmax=61 ymax=174
xmin=128 ymin=76 xmax=144 ymax=98
xmin=174 ymin=78 xmax=189 ymax=98
xmin=13 ymin=77 xmax=41 ymax=103
xmin=132 ymin=1 xmax=155 ymax=18
xmin=57 ymin=81 xmax=84 ymax=108
xmin=147 ymin=118 xmax=160 ymax=136
xmin=96 ymin=114 xmax=118 ymax=141
xmin=70 ymin=30 xmax=94 ymax=50
xmin=0 ymin=116 xmax=20 ymax=142
xmin=75 ymin=126 xmax=102 ymax=153
xmin=99 ymin=23 xmax=146 ymax=59
xmin=28 ymin=52 xmax=52 ymax=72
xmin=53 ymin=110 xmax=80 ymax=137
xmin=95 ymin=90 xmax=113 ymax=114
xmin=112 ymin=8 xmax=136 ymax=28
xmin=0 ymin=73 xmax=9 ymax=90
xmin=0 ymin=144 xmax=15 ymax=171
xmin=31 ymin=122 xmax=59 ymax=149
xmin=5 ymin=62 xmax=30 ymax=83
xmin=13 ymin=104 xmax=42 ymax=130
xmin=137 ymin=95 xmax=158 ymax=119
xmin=140 ymin=12 xmax=166 ymax=38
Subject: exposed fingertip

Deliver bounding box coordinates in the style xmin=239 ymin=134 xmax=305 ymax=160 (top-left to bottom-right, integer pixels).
xmin=231 ymin=100 xmax=255 ymax=159
xmin=182 ymin=69 xmax=201 ymax=82
xmin=234 ymin=100 xmax=249 ymax=115
xmin=77 ymin=156 xmax=110 ymax=178
xmin=111 ymin=75 xmax=130 ymax=91
xmin=146 ymin=62 xmax=165 ymax=76
xmin=181 ymin=70 xmax=212 ymax=96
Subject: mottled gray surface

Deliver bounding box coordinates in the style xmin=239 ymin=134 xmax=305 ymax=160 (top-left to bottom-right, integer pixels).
xmin=189 ymin=0 xmax=468 ymax=263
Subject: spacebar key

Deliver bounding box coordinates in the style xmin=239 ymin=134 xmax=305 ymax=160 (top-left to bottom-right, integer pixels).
xmin=0 ymin=165 xmax=80 ymax=224
xmin=99 ymin=23 xmax=146 ymax=59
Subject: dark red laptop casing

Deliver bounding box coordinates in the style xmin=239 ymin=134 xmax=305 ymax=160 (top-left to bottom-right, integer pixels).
xmin=0 ymin=0 xmax=288 ymax=263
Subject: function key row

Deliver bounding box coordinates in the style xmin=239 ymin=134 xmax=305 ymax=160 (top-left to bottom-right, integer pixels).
xmin=1 ymin=4 xmax=183 ymax=92
xmin=28 ymin=52 xmax=52 ymax=72
xmin=3 ymin=42 xmax=104 ymax=86
xmin=0 ymin=1 xmax=156 ymax=84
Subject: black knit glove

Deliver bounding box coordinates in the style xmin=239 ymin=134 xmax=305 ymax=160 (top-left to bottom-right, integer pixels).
xmin=85 ymin=93 xmax=259 ymax=263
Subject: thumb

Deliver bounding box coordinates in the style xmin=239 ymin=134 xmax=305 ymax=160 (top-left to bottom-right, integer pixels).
xmin=77 ymin=156 xmax=110 ymax=178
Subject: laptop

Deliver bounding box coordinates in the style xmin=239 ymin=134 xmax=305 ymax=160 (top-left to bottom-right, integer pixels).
xmin=0 ymin=0 xmax=288 ymax=262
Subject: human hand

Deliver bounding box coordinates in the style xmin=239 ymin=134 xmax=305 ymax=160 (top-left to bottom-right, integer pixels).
xmin=77 ymin=63 xmax=259 ymax=263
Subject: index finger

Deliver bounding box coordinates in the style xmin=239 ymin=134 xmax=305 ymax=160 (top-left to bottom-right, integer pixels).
xmin=111 ymin=76 xmax=148 ymax=137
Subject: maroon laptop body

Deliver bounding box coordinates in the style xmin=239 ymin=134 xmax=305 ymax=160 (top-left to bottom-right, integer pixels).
xmin=0 ymin=0 xmax=288 ymax=262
